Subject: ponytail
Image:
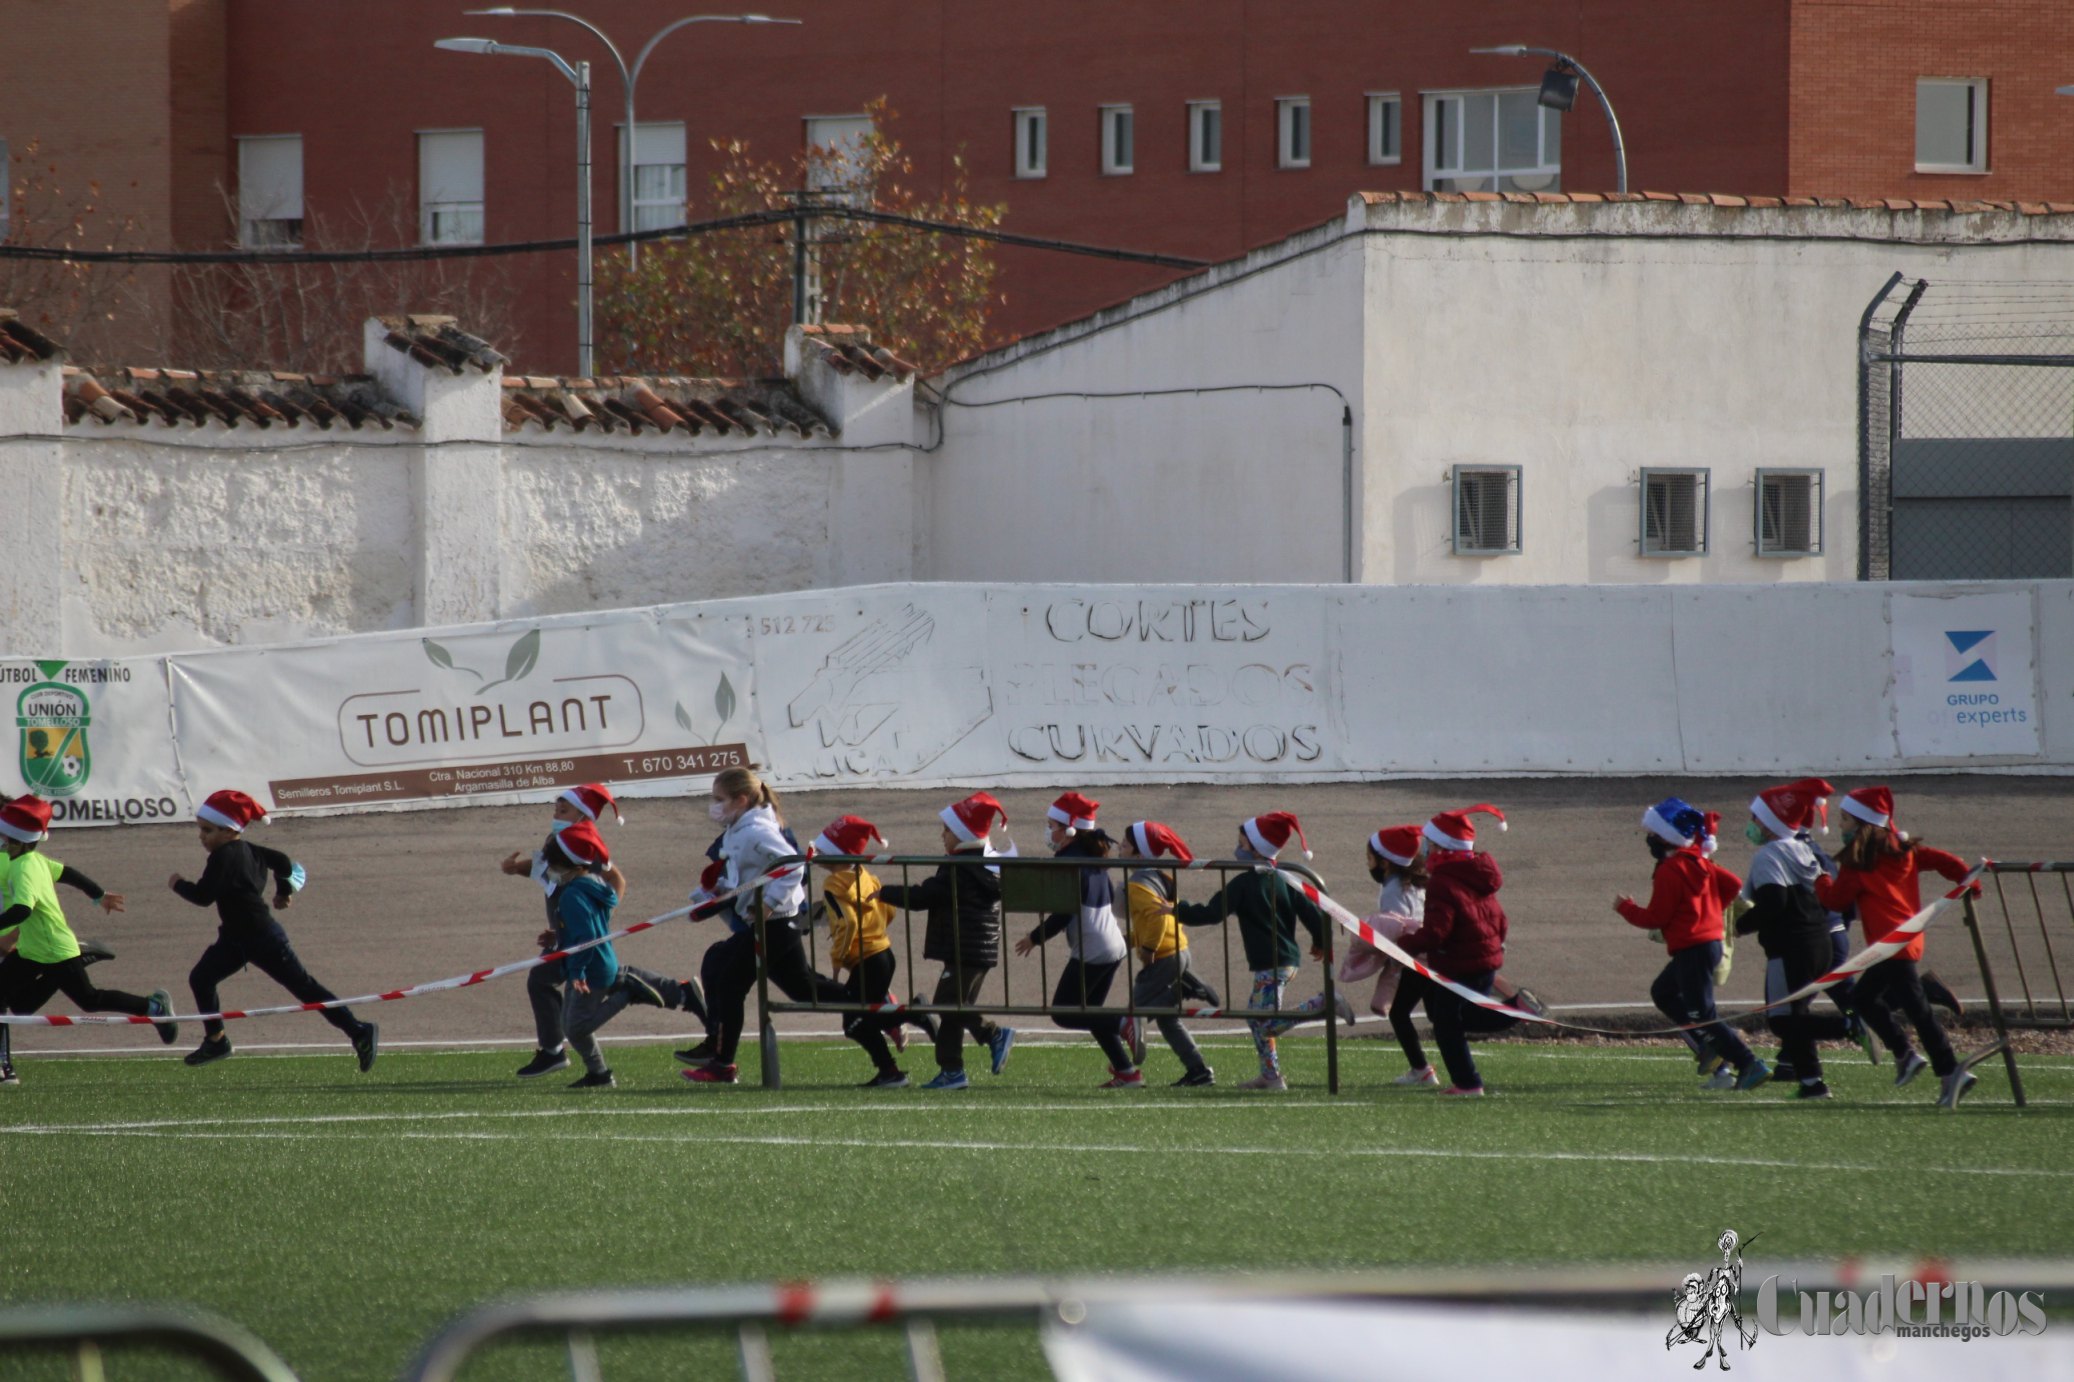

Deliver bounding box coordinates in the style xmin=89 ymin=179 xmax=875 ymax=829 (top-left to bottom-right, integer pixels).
xmin=714 ymin=766 xmax=785 ymax=828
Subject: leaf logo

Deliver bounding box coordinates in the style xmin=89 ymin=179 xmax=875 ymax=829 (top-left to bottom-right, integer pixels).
xmin=421 ymin=628 xmax=543 ymax=698
xmin=674 ymin=672 xmax=740 ymax=745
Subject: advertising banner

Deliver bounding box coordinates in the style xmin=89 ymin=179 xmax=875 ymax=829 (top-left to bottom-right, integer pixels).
xmin=1891 ymin=589 xmax=2041 ymax=759
xmin=0 ymin=656 xmax=187 ymax=827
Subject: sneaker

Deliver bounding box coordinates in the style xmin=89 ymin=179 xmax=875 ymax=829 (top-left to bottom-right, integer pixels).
xmin=1770 ymin=1060 xmax=1797 ymax=1084
xmin=146 ymin=988 xmax=179 ymax=1046
xmin=1894 ymin=1050 xmax=1930 ymax=1088
xmin=184 ymin=1037 xmax=233 ymax=1067
xmin=678 ymin=975 xmax=708 ymax=1022
xmin=351 ymin=1023 xmax=379 ymax=1074
xmin=1173 ymin=1066 xmax=1216 ymax=1087
xmin=1440 ymin=1084 xmax=1486 ymax=1097
xmin=682 ymin=1062 xmax=738 ymax=1084
xmin=76 ymin=937 xmax=117 ymax=965
xmin=1333 ymin=992 xmax=1357 ymax=1025
xmin=1922 ymin=972 xmax=1964 ymax=1018
xmin=1794 ymin=1080 xmax=1833 ymax=1101
xmin=1237 ymin=1072 xmax=1288 ymax=1092
xmin=673 ymin=1039 xmax=718 ymax=1065
xmin=1733 ymin=1059 xmax=1772 ymax=1091
xmin=988 ymin=1027 xmax=1017 ymax=1077
xmin=921 ymin=1069 xmax=970 ymax=1091
xmin=568 ymin=1070 xmax=615 ymax=1089
xmin=1510 ymin=986 xmax=1548 ymax=1018
xmin=1703 ymin=1065 xmax=1737 ymax=1091
xmin=1936 ymin=1068 xmax=1978 ymax=1111
xmin=0 ymin=1062 xmax=16 ymax=1085
xmin=1848 ymin=1015 xmax=1880 ymax=1066
xmin=1100 ymin=1067 xmax=1145 ymax=1090
xmin=617 ymin=972 xmax=665 ymax=1008
xmin=1394 ymin=1065 xmax=1440 ymax=1087
xmin=861 ymin=1069 xmax=909 ymax=1089
xmin=1696 ymin=1052 xmax=1728 ymax=1079
xmin=516 ymin=1048 xmax=570 ymax=1079
xmin=1121 ymin=1017 xmax=1147 ymax=1065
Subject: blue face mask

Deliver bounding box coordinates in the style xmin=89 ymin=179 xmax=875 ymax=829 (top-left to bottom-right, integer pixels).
xmin=549 ymin=819 xmax=573 ymax=833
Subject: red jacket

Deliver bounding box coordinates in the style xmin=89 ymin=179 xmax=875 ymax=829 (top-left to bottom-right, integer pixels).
xmin=1617 ymin=849 xmax=1742 ymax=954
xmin=1402 ymin=850 xmax=1507 ymax=976
xmin=1815 ymin=845 xmax=1971 ymax=963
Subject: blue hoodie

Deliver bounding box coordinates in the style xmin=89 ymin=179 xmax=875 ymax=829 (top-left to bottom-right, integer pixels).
xmin=555 ymin=873 xmax=619 ymax=989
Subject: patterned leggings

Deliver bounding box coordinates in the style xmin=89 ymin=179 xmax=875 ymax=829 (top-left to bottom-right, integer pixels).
xmin=1248 ymin=966 xmax=1298 ymax=1077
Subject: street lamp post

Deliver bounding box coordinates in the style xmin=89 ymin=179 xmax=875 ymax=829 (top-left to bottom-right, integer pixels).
xmin=467 ymin=9 xmax=801 ymax=264
xmin=435 ymin=38 xmax=594 ymax=376
xmin=1470 ymin=44 xmax=1627 ymax=194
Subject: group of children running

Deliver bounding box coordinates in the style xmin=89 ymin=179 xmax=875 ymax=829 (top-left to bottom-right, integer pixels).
xmin=0 ymin=771 xmax=1978 ymax=1108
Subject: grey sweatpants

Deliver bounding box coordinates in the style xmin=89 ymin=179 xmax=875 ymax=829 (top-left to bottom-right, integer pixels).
xmin=563 ymin=980 xmax=632 ymax=1076
xmin=531 ymin=961 xmax=692 ymax=1051
xmin=1130 ymin=950 xmax=1208 ymax=1076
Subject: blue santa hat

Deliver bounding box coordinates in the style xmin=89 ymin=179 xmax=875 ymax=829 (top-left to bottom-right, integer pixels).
xmin=1641 ymin=796 xmax=1719 ymax=856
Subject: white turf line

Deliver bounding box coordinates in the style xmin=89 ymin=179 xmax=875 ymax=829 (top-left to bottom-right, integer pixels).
xmin=5 ymin=1120 xmax=2070 ymax=1179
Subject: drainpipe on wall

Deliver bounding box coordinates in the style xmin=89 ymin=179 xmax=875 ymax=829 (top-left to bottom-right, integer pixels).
xmin=1342 ymin=404 xmax=1355 ymax=583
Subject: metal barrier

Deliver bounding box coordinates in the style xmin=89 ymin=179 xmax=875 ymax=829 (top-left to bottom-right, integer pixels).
xmin=0 ymin=1305 xmax=301 ymax=1381
xmin=750 ymin=852 xmax=1349 ymax=1093
xmin=1962 ymin=861 xmax=2074 ymax=1108
xmin=397 ymin=1264 xmax=2074 ymax=1382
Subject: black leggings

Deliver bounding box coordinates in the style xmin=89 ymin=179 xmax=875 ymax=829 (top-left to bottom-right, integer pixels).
xmin=1423 ymin=967 xmax=1495 ymax=1091
xmin=810 ymin=949 xmax=900 ymax=1073
xmin=190 ymin=929 xmax=364 ymax=1042
xmin=704 ymin=919 xmax=817 ymax=1065
xmin=1855 ymin=956 xmax=1957 ymax=1076
xmin=1766 ymin=928 xmax=1832 ymax=1083
xmin=1390 ymin=971 xmax=1428 ymax=1070
xmin=0 ymin=953 xmax=155 ymax=1063
xmin=1049 ymin=957 xmax=1131 ymax=1070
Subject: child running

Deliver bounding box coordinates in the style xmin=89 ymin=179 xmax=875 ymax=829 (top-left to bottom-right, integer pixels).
xmin=805 ymin=815 xmax=933 ymax=1088
xmin=1013 ymin=793 xmax=1138 ymax=1088
xmin=0 ymin=795 xmax=176 ymax=1084
xmin=1615 ymin=797 xmax=1770 ymax=1092
xmin=1353 ymin=824 xmax=1436 ymax=1087
xmin=171 ymin=789 xmax=377 ymax=1071
xmin=876 ymin=793 xmax=1016 ymax=1091
xmin=1118 ymin=820 xmax=1215 ymax=1087
xmin=532 ymin=819 xmax=637 ymax=1088
xmin=1734 ymin=778 xmax=1839 ymax=1101
xmin=1816 ymin=786 xmax=1979 ymax=1109
xmin=503 ymin=783 xmax=698 ymax=1080
xmin=1397 ymin=804 xmax=1509 ymax=1097
xmin=1180 ymin=811 xmax=1327 ymax=1093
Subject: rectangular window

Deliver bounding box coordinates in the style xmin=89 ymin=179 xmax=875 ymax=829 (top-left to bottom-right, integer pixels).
xmin=1452 ymin=464 xmax=1522 ymax=555
xmin=1100 ymin=104 xmax=1134 ymax=175
xmin=1367 ymin=93 xmax=1401 ymax=165
xmin=1278 ymin=97 xmax=1311 ymax=168
xmin=237 ymin=134 xmax=304 ymax=248
xmin=621 ymin=122 xmax=686 ymax=231
xmin=805 ymin=114 xmax=874 ymax=205
xmin=1640 ymin=468 xmax=1711 ymax=557
xmin=1013 ymin=107 xmax=1047 ymax=179
xmin=418 ymin=129 xmax=484 ymax=245
xmin=1188 ymin=101 xmax=1222 ymax=172
xmin=1756 ymin=469 xmax=1824 ymax=556
xmin=1916 ymin=78 xmax=1988 ymax=173
xmin=1424 ymin=89 xmax=1560 ymax=192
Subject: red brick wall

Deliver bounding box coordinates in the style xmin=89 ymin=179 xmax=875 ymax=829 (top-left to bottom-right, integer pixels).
xmin=167 ymin=0 xmax=230 ymax=250
xmin=1790 ymin=0 xmax=2074 ymax=200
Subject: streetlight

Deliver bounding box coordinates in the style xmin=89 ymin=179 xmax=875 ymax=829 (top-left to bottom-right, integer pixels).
xmin=466 ymin=10 xmax=802 ymax=263
xmin=1470 ymin=44 xmax=1627 ymax=194
xmin=435 ymin=37 xmax=595 ymax=376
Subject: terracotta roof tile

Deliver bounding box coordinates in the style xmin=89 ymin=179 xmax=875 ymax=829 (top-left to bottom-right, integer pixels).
xmin=792 ymin=324 xmax=920 ymax=383
xmin=0 ymin=309 xmax=64 ymax=365
xmin=374 ymin=313 xmax=506 ymax=375
xmin=497 ymin=375 xmax=835 ymax=439
xmin=62 ymin=366 xmax=414 ymax=431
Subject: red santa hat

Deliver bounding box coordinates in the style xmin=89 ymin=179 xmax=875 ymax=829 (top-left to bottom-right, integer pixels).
xmin=197 ymin=789 xmax=268 ymax=833
xmin=1046 ymin=791 xmax=1100 ymax=831
xmin=558 ymin=782 xmax=623 ymax=825
xmin=1750 ymin=777 xmax=1836 ymax=838
xmin=1423 ymin=803 xmax=1506 ymax=854
xmin=940 ymin=792 xmax=1007 ymax=845
xmin=1840 ymin=786 xmax=1896 ymax=832
xmin=1368 ymin=824 xmax=1424 ymax=869
xmin=0 ymin=795 xmax=53 ymax=844
xmin=1124 ymin=820 xmax=1194 ymax=863
xmin=1242 ymin=811 xmax=1310 ymax=860
xmin=811 ymin=815 xmax=887 ymax=859
xmin=545 ymin=818 xmax=610 ymax=870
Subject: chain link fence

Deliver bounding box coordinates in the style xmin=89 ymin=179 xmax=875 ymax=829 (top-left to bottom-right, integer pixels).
xmin=1859 ymin=275 xmax=2074 ymax=581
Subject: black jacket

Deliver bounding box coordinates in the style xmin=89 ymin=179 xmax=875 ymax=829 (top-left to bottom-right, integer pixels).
xmin=878 ymin=852 xmax=1002 ymax=971
xmin=172 ymin=840 xmax=299 ymax=938
xmin=1735 ymin=883 xmax=1829 ymax=958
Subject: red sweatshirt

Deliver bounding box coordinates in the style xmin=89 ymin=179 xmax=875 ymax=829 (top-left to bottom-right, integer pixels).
xmin=1402 ymin=850 xmax=1507 ymax=975
xmin=1616 ymin=848 xmax=1743 ymax=954
xmin=1815 ymin=844 xmax=1971 ymax=963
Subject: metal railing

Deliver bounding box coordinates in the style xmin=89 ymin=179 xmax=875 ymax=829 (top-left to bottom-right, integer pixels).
xmin=749 ymin=852 xmax=1351 ymax=1092
xmin=1962 ymin=861 xmax=2074 ymax=1108
xmin=0 ymin=1305 xmax=302 ymax=1381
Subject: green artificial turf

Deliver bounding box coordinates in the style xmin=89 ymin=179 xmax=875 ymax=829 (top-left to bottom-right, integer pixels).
xmin=1 ymin=1037 xmax=2069 ymax=1381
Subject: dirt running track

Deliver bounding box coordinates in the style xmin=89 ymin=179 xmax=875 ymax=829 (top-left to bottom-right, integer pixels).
xmin=11 ymin=777 xmax=2072 ymax=1057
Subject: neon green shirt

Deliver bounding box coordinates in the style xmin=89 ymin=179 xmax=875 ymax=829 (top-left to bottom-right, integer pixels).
xmin=0 ymin=851 xmax=81 ymax=965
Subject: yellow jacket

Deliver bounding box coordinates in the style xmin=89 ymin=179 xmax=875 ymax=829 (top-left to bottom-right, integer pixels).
xmin=1125 ymin=872 xmax=1188 ymax=960
xmin=824 ymin=864 xmax=894 ymax=970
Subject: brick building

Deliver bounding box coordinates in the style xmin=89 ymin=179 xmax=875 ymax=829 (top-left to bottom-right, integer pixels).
xmin=6 ymin=0 xmax=2074 ymax=370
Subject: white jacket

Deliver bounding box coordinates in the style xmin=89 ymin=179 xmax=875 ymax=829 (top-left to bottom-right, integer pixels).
xmin=720 ymin=804 xmax=805 ymax=926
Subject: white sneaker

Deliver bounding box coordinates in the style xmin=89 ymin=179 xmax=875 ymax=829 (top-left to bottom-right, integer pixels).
xmin=1936 ymin=1067 xmax=1978 ymax=1110
xmin=1394 ymin=1065 xmax=1440 ymax=1087
xmin=1333 ymin=992 xmax=1357 ymax=1024
xmin=1894 ymin=1050 xmax=1929 ymax=1088
xmin=1237 ymin=1071 xmax=1288 ymax=1092
xmin=1703 ymin=1065 xmax=1737 ymax=1091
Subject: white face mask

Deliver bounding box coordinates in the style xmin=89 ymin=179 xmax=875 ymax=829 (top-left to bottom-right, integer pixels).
xmin=549 ymin=818 xmax=573 ymax=833
xmin=709 ymin=800 xmax=732 ymax=824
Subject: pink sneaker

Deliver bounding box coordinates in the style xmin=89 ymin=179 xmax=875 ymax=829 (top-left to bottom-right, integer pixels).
xmin=1099 ymin=1067 xmax=1144 ymax=1090
xmin=1439 ymin=1084 xmax=1485 ymax=1097
xmin=682 ymin=1062 xmax=739 ymax=1084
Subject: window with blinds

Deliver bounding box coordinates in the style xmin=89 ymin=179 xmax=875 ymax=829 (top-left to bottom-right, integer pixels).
xmin=1452 ymin=465 xmax=1522 ymax=555
xmin=238 ymin=135 xmax=304 ymax=248
xmin=1756 ymin=469 xmax=1823 ymax=556
xmin=419 ymin=130 xmax=484 ymax=245
xmin=1641 ymin=468 xmax=1710 ymax=556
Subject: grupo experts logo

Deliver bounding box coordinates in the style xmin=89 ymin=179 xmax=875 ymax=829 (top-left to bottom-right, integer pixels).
xmin=16 ymin=664 xmax=91 ymax=799
xmin=1945 ymin=629 xmax=1998 ymax=683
